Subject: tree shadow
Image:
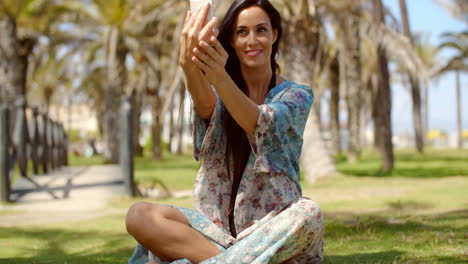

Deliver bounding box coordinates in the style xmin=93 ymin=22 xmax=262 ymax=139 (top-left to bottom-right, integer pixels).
xmin=336 ymin=149 xmax=468 ymax=178
xmin=322 ymin=209 xmax=467 ymax=263
xmin=0 ymin=225 xmax=134 ymax=264
xmin=324 ymin=250 xmax=403 ymax=263
xmin=339 ymin=166 xmax=468 ymax=178
xmin=386 ymin=200 xmax=434 ymax=211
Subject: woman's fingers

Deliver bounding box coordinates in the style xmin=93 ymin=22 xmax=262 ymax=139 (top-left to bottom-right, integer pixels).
xmin=198 ymin=41 xmax=223 ymax=65
xmin=199 ymin=17 xmax=219 ymax=42
xmin=193 ymin=47 xmax=216 ymax=67
xmin=192 ymin=3 xmax=211 ymax=34
xmin=210 ymin=36 xmax=228 ymax=58
xmin=192 ymin=55 xmax=210 ymax=73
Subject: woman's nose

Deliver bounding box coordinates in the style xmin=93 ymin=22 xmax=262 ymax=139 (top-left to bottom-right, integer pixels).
xmin=247 ymin=32 xmax=259 ymax=45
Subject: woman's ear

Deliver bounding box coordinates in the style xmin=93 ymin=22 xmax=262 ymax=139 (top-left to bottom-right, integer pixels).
xmin=272 ymin=29 xmax=278 ymax=44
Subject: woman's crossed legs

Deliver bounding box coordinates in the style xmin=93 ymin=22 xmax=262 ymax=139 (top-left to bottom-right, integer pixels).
xmin=125 ymin=202 xmax=221 ymax=264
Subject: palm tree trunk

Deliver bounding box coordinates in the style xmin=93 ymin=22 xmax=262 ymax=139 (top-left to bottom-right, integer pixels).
xmin=132 ymin=90 xmax=144 ymax=156
xmin=103 ymin=27 xmax=127 ymax=163
xmin=0 ymin=16 xmax=22 ymax=104
xmin=374 ymin=0 xmax=394 ymax=171
xmin=151 ymin=95 xmax=163 ymax=161
xmin=423 ymin=82 xmax=429 ymax=141
xmin=399 ymin=0 xmax=424 ymax=153
xmin=456 ymin=70 xmax=462 ymax=149
xmin=177 ymin=83 xmax=186 ymax=155
xmin=282 ymin=11 xmax=337 ymax=183
xmin=167 ymin=96 xmax=175 ymax=153
xmin=342 ymin=8 xmax=363 ymax=163
xmin=313 ymin=94 xmax=322 ymax=130
xmin=329 ymin=54 xmax=341 ymax=155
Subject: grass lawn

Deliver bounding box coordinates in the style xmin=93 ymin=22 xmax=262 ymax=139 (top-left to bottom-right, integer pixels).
xmin=1 ymin=149 xmax=467 ymax=263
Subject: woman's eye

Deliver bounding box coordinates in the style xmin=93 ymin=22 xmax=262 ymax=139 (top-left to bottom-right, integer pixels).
xmin=258 ymin=27 xmax=268 ymax=32
xmin=237 ymin=29 xmax=247 ymax=35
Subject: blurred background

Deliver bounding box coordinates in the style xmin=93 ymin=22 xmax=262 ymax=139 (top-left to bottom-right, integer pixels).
xmin=0 ymin=0 xmax=466 ymax=165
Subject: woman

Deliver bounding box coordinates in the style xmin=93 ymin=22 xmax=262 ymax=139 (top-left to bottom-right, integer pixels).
xmin=126 ymin=0 xmax=324 ymax=263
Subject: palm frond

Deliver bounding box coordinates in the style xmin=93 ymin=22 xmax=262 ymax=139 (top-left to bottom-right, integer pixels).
xmin=361 ymin=17 xmax=429 ymax=82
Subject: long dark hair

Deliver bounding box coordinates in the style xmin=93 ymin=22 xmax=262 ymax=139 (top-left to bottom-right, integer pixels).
xmin=217 ymin=0 xmax=282 ymax=237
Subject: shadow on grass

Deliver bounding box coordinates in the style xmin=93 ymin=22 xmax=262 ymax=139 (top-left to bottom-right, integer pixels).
xmin=1 ymin=210 xmax=467 ymax=263
xmin=0 ymin=226 xmax=134 ymax=264
xmin=336 ymin=149 xmax=468 ymax=178
xmin=323 ymin=209 xmax=467 ymax=263
xmin=386 ymin=200 xmax=434 ymax=211
xmin=324 ymin=252 xmax=467 ymax=264
xmin=324 ymin=250 xmax=403 ymax=264
xmin=339 ymin=166 xmax=468 ymax=178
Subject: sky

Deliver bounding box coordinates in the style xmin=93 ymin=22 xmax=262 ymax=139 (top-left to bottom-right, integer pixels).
xmin=382 ymin=0 xmax=467 ymax=135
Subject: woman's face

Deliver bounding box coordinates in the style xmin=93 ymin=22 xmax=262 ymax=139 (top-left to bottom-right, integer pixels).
xmin=231 ymin=6 xmax=278 ymax=69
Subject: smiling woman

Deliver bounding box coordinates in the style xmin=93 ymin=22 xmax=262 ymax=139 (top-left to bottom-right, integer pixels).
xmin=125 ymin=1 xmax=324 ymax=263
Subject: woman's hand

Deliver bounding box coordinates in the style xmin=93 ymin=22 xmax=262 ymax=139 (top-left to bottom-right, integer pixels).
xmin=179 ymin=3 xmax=218 ymax=75
xmin=192 ymin=36 xmax=229 ymax=88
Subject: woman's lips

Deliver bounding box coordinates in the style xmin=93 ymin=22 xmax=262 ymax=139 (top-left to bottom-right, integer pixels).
xmin=245 ymin=50 xmax=262 ymax=57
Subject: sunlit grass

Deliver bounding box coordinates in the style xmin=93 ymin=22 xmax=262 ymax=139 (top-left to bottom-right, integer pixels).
xmin=1 ymin=148 xmax=467 ymax=263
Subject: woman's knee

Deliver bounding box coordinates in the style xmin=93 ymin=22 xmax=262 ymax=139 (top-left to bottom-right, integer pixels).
xmin=126 ymin=202 xmax=163 ymax=236
xmin=296 ymin=199 xmax=324 ymax=233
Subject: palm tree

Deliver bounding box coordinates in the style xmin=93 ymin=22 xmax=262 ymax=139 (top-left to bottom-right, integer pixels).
xmin=269 ymin=0 xmax=428 ymax=181
xmin=328 ymin=52 xmax=341 ymax=155
xmin=0 ymin=0 xmax=65 ymax=105
xmin=372 ymin=0 xmax=394 ymax=171
xmin=399 ymin=0 xmax=424 ymax=153
xmin=272 ymin=0 xmax=338 ymax=183
xmin=414 ymin=32 xmax=440 ymax=140
xmin=62 ymin=0 xmax=185 ymax=162
xmin=339 ymin=2 xmax=363 ymax=163
xmin=28 ymin=50 xmax=71 ymax=114
xmin=436 ymin=31 xmax=467 ymax=149
xmin=434 ymin=0 xmax=468 ymax=23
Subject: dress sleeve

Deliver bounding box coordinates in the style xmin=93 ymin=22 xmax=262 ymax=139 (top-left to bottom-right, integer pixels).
xmin=247 ymin=84 xmax=314 ymax=174
xmin=192 ymin=92 xmax=224 ymax=161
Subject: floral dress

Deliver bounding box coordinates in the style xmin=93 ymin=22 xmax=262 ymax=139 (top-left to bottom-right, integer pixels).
xmin=129 ymin=80 xmax=324 ymax=264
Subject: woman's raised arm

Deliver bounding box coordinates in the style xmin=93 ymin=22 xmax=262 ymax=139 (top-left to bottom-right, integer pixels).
xmin=179 ymin=4 xmax=217 ymax=120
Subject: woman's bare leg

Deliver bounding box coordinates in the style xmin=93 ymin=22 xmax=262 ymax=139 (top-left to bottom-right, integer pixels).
xmin=126 ymin=202 xmax=221 ymax=263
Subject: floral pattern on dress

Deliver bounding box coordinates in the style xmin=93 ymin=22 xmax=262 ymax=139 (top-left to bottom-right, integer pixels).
xmin=129 ymin=80 xmax=324 ymax=264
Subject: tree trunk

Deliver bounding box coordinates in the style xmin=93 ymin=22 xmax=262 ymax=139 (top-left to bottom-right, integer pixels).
xmin=456 ymin=70 xmax=462 ymax=149
xmin=399 ymin=0 xmax=424 ymax=153
xmin=177 ymin=83 xmax=186 ymax=155
xmin=132 ymin=89 xmax=144 ymax=156
xmin=167 ymin=96 xmax=175 ymax=153
xmin=423 ymin=82 xmax=429 ymax=141
xmin=329 ymin=54 xmax=341 ymax=155
xmin=281 ymin=13 xmax=337 ymax=183
xmin=313 ymin=93 xmax=322 ymax=131
xmin=374 ymin=0 xmax=394 ymax=171
xmin=103 ymin=27 xmax=127 ymax=163
xmin=342 ymin=7 xmax=362 ymax=163
xmin=0 ymin=16 xmax=22 ymax=105
xmin=151 ymin=95 xmax=163 ymax=161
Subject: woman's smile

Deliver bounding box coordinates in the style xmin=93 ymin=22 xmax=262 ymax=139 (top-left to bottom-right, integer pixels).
xmin=245 ymin=49 xmax=263 ymax=57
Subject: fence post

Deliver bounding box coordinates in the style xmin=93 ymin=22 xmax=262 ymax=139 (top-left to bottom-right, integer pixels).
xmin=120 ymin=96 xmax=136 ymax=197
xmin=31 ymin=107 xmax=40 ymax=174
xmin=0 ymin=106 xmax=11 ymax=202
xmin=41 ymin=113 xmax=49 ymax=173
xmin=13 ymin=97 xmax=28 ymax=177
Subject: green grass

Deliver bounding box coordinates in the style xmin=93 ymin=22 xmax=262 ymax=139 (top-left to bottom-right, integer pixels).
xmin=69 ymin=152 xmax=199 ymax=190
xmin=337 ymin=148 xmax=468 ymax=178
xmin=1 ymin=149 xmax=467 ymax=263
xmin=133 ymin=153 xmax=200 ymax=191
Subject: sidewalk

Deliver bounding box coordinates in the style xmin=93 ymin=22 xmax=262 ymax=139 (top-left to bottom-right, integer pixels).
xmin=0 ymin=165 xmax=127 ymax=226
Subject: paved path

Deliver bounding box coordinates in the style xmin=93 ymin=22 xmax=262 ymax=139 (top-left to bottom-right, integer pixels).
xmin=0 ymin=165 xmax=127 ymax=226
